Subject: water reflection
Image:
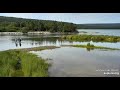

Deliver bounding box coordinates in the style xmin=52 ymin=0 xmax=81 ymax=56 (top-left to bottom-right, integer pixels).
xmin=14 ymin=38 xmax=22 ymax=47
xmin=15 ymin=42 xmax=18 ymax=47
xmin=12 ymin=36 xmax=120 ymax=49
xmin=19 ymin=43 xmax=21 ymax=47
xmin=31 ymin=47 xmax=120 ymax=77
xmin=4 ymin=35 xmax=120 ymax=51
xmin=22 ymin=37 xmax=67 ymax=46
xmin=86 ymin=47 xmax=94 ymax=52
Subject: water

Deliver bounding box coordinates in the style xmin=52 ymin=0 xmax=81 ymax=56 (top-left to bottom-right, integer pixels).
xmin=0 ymin=35 xmax=62 ymax=51
xmin=0 ymin=29 xmax=120 ymax=77
xmin=0 ymin=30 xmax=120 ymax=51
xmin=78 ymin=29 xmax=120 ymax=36
xmin=31 ymin=47 xmax=120 ymax=77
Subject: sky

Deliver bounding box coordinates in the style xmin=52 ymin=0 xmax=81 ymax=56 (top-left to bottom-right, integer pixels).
xmin=0 ymin=13 xmax=120 ymax=24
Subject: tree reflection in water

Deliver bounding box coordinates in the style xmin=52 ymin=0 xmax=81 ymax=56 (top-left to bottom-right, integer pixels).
xmin=86 ymin=47 xmax=94 ymax=52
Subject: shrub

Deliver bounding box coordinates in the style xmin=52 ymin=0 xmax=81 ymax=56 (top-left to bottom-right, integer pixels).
xmin=87 ymin=43 xmax=91 ymax=46
xmin=90 ymin=44 xmax=94 ymax=47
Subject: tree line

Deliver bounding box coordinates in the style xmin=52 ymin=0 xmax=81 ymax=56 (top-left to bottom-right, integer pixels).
xmin=77 ymin=23 xmax=120 ymax=29
xmin=0 ymin=16 xmax=77 ymax=33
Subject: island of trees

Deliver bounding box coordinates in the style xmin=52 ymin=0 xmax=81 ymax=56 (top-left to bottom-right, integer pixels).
xmin=0 ymin=16 xmax=77 ymax=33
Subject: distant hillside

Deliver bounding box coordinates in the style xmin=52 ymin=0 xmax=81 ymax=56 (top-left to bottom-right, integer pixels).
xmin=0 ymin=16 xmax=77 ymax=33
xmin=77 ymin=23 xmax=120 ymax=29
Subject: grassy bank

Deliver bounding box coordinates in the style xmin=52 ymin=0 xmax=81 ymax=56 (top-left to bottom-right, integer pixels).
xmin=0 ymin=46 xmax=58 ymax=77
xmin=61 ymin=43 xmax=120 ymax=50
xmin=11 ymin=46 xmax=60 ymax=51
xmin=62 ymin=35 xmax=120 ymax=42
xmin=73 ymin=45 xmax=120 ymax=50
xmin=73 ymin=44 xmax=120 ymax=50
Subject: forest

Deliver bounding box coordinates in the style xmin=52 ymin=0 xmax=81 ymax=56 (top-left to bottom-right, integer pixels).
xmin=0 ymin=16 xmax=77 ymax=33
xmin=77 ymin=23 xmax=120 ymax=29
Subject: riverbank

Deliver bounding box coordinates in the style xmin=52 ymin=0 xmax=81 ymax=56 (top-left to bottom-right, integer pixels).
xmin=0 ymin=46 xmax=58 ymax=77
xmin=0 ymin=32 xmax=23 ymax=35
xmin=73 ymin=45 xmax=120 ymax=50
xmin=62 ymin=34 xmax=120 ymax=42
xmin=61 ymin=44 xmax=120 ymax=50
xmin=11 ymin=46 xmax=60 ymax=51
xmin=0 ymin=31 xmax=78 ymax=35
xmin=0 ymin=32 xmax=50 ymax=35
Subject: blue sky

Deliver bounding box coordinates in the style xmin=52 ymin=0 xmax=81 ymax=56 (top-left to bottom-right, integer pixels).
xmin=0 ymin=13 xmax=120 ymax=24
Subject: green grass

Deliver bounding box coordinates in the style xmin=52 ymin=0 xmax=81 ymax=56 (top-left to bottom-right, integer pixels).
xmin=62 ymin=34 xmax=120 ymax=42
xmin=11 ymin=46 xmax=60 ymax=51
xmin=0 ymin=46 xmax=59 ymax=77
xmin=73 ymin=44 xmax=120 ymax=50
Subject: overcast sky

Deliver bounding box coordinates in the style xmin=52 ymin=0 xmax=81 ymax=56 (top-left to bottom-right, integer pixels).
xmin=0 ymin=13 xmax=120 ymax=24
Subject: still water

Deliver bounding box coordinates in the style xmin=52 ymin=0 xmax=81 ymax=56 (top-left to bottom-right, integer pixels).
xmin=0 ymin=29 xmax=120 ymax=77
xmin=0 ymin=34 xmax=120 ymax=51
xmin=78 ymin=29 xmax=120 ymax=36
xmin=31 ymin=47 xmax=120 ymax=77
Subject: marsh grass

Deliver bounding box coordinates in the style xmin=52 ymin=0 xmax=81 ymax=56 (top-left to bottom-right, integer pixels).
xmin=0 ymin=50 xmax=49 ymax=77
xmin=62 ymin=35 xmax=120 ymax=42
xmin=73 ymin=44 xmax=120 ymax=50
xmin=12 ymin=46 xmax=59 ymax=52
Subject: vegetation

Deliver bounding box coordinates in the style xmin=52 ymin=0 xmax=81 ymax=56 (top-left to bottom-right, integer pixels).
xmin=0 ymin=50 xmax=49 ymax=77
xmin=12 ymin=46 xmax=60 ymax=51
xmin=62 ymin=42 xmax=120 ymax=50
xmin=77 ymin=23 xmax=120 ymax=29
xmin=0 ymin=46 xmax=58 ymax=77
xmin=73 ymin=43 xmax=120 ymax=50
xmin=62 ymin=35 xmax=120 ymax=42
xmin=0 ymin=16 xmax=77 ymax=33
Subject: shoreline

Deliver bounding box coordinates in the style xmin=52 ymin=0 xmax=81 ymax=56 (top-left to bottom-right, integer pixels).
xmin=10 ymin=46 xmax=60 ymax=51
xmin=0 ymin=44 xmax=120 ymax=77
xmin=0 ymin=46 xmax=59 ymax=77
xmin=61 ymin=45 xmax=120 ymax=50
xmin=62 ymin=34 xmax=120 ymax=42
xmin=0 ymin=31 xmax=78 ymax=35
